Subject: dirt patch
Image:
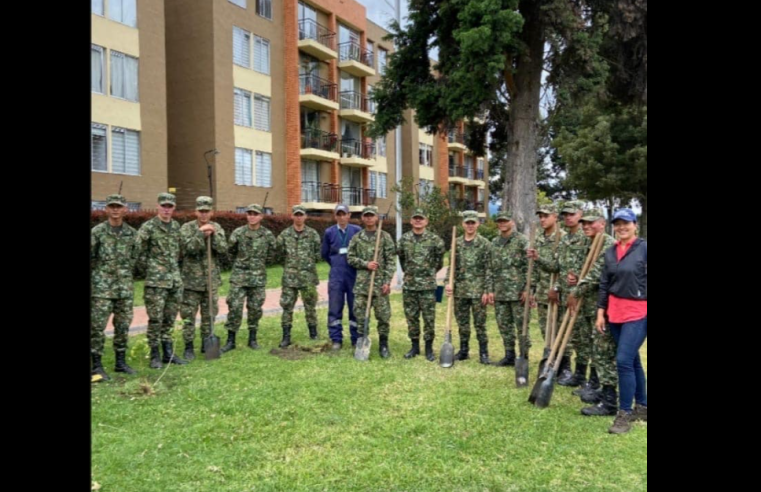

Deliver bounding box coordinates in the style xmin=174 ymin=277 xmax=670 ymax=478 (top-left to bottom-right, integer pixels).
xmin=269 ymin=343 xmax=332 ymax=360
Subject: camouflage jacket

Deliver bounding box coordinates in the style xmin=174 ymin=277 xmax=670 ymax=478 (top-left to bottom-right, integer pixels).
xmin=397 ymin=230 xmax=445 ymax=291
xmin=447 ymin=234 xmax=494 ymax=299
xmin=136 ymin=216 xmax=183 ymax=289
xmin=91 ymin=221 xmax=138 ymax=299
xmin=179 ymin=220 xmax=228 ymax=292
xmin=348 ymin=229 xmax=396 ymax=296
xmin=556 ymin=229 xmax=591 ymax=295
xmin=490 ymin=232 xmax=528 ymax=302
xmin=228 ymin=225 xmax=277 ymax=288
xmin=533 ymin=227 xmax=565 ymax=303
xmin=277 ymin=226 xmax=322 ymax=288
xmin=575 ymin=233 xmax=616 ymax=299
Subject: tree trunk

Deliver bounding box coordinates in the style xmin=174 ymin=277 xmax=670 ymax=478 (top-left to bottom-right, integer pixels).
xmin=503 ymin=0 xmax=544 ymax=233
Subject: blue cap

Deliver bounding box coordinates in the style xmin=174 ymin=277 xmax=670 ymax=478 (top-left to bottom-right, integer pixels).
xmin=612 ymin=208 xmax=637 ymax=223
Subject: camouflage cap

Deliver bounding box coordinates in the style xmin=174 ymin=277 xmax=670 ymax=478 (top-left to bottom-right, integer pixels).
xmin=411 ymin=208 xmax=427 ymax=219
xmin=561 ymin=200 xmax=585 ymax=214
xmin=158 ymin=192 xmax=176 ymax=205
xmin=580 ymin=208 xmax=605 ymax=222
xmin=196 ymin=196 xmax=213 ymax=211
xmin=495 ymin=210 xmax=513 ymax=221
xmin=362 ymin=206 xmax=379 ymax=216
xmin=537 ymin=203 xmax=558 ymax=215
xmin=105 ymin=194 xmax=127 ymax=207
xmin=462 ymin=210 xmax=480 ymax=223
xmin=292 ymin=205 xmax=307 ymax=215
xmin=245 ymin=203 xmax=264 ymax=214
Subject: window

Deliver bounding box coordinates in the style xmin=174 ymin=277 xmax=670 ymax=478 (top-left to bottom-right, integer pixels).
xmin=108 ymin=0 xmax=137 ymax=28
xmin=367 ymin=41 xmax=375 ymax=69
xmin=92 ymin=0 xmax=104 ymax=16
xmin=378 ymin=49 xmax=388 ymax=75
xmin=91 ymin=123 xmax=108 ymax=172
xmin=377 ymin=135 xmax=387 ymax=157
xmin=234 ymin=88 xmax=253 ymax=127
xmin=235 ymin=148 xmax=253 ymax=186
xmin=91 ymin=45 xmax=105 ymax=94
xmin=256 ymin=152 xmax=272 ymax=187
xmin=378 ymin=172 xmax=388 ymax=199
xmin=110 ymin=51 xmax=139 ymax=101
xmin=233 ymin=27 xmax=251 ymax=68
xmin=420 ymin=179 xmax=434 ymax=198
xmin=419 ymin=143 xmax=433 ymax=166
xmin=111 ymin=127 xmax=141 ymax=175
xmin=254 ymin=36 xmax=270 ymax=74
xmin=98 ymin=201 xmax=140 ymax=212
xmin=257 ymin=0 xmax=272 ymax=20
xmin=254 ymin=94 xmax=271 ymax=132
xmin=229 ymin=0 xmax=247 ymax=8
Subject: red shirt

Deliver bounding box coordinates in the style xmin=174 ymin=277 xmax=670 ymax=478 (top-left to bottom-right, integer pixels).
xmin=607 ymin=239 xmax=647 ymax=323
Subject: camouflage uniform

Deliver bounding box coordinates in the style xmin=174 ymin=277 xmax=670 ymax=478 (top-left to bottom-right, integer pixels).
xmin=397 ymin=222 xmax=445 ymax=343
xmin=575 ymin=210 xmax=618 ymax=388
xmin=552 ymin=201 xmax=591 ymax=365
xmin=91 ymin=196 xmax=138 ymax=358
xmin=136 ymin=197 xmax=184 ymax=349
xmin=224 ymin=205 xmax=277 ymax=338
xmin=348 ymin=211 xmax=396 ymax=339
xmin=447 ymin=216 xmax=494 ymax=346
xmin=491 ymin=220 xmax=529 ymax=353
xmin=179 ymin=199 xmax=227 ymax=345
xmin=533 ymin=204 xmax=565 ymax=341
xmin=277 ymin=217 xmax=322 ymax=332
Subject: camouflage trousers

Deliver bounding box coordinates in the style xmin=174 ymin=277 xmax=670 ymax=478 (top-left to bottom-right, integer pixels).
xmin=91 ymin=297 xmax=133 ymax=356
xmin=591 ymin=314 xmax=618 ymax=387
xmin=495 ymin=300 xmax=530 ymax=351
xmin=280 ymin=285 xmax=318 ymax=328
xmin=537 ymin=302 xmax=562 ymax=341
xmin=355 ymin=294 xmax=391 ymax=337
xmin=180 ymin=289 xmax=219 ymax=343
xmin=563 ymin=298 xmax=595 ymax=366
xmin=403 ymin=289 xmax=437 ymax=341
xmin=145 ymin=286 xmax=183 ymax=348
xmin=455 ymin=297 xmax=488 ymax=343
xmin=224 ymin=285 xmax=266 ymax=334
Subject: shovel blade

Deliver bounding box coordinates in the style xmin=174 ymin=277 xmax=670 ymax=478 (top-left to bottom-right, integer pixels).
xmin=354 ymin=336 xmax=371 ymax=361
xmin=515 ymin=356 xmax=530 ymax=387
xmin=204 ymin=334 xmax=221 ymax=360
xmin=534 ymin=369 xmax=557 ymax=408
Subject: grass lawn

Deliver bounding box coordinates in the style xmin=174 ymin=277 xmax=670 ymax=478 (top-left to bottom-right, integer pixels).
xmin=92 ymin=294 xmax=647 ymax=492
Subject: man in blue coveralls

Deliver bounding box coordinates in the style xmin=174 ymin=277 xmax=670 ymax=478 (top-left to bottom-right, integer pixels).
xmin=322 ymin=204 xmax=362 ymax=351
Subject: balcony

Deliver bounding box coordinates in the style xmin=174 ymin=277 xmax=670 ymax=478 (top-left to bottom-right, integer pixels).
xmin=299 ymin=74 xmax=339 ymax=112
xmin=448 ymin=131 xmax=467 ymax=151
xmin=301 ymin=182 xmax=376 ymax=209
xmin=339 ymin=91 xmax=374 ymax=123
xmin=300 ymin=129 xmax=340 ymax=161
xmin=338 ymin=42 xmax=376 ymax=77
xmin=298 ymin=19 xmax=337 ymax=61
xmin=340 ymin=138 xmax=376 ymax=167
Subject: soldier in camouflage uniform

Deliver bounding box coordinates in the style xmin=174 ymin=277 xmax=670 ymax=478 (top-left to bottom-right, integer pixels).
xmin=348 ymin=206 xmax=397 ymax=358
xmin=529 ymin=203 xmax=565 ymax=344
xmin=277 ymin=205 xmax=322 ymax=347
xmin=571 ymin=209 xmax=619 ymax=416
xmin=178 ymin=196 xmax=227 ymax=360
xmin=223 ymin=203 xmax=277 ymax=351
xmin=91 ymin=194 xmax=139 ymax=380
xmin=397 ymin=208 xmax=445 ymax=361
xmin=555 ymin=200 xmax=591 ymax=386
xmin=490 ymin=210 xmax=529 ymax=367
xmin=445 ymin=211 xmax=494 ymax=364
xmin=136 ymin=192 xmax=188 ymax=368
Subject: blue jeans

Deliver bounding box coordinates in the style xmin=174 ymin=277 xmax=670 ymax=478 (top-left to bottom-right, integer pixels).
xmin=610 ymin=316 xmax=648 ymax=412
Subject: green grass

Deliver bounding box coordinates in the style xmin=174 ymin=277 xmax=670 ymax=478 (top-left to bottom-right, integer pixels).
xmin=92 ymin=295 xmax=647 ymax=492
xmin=133 ymin=262 xmax=331 ymax=307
